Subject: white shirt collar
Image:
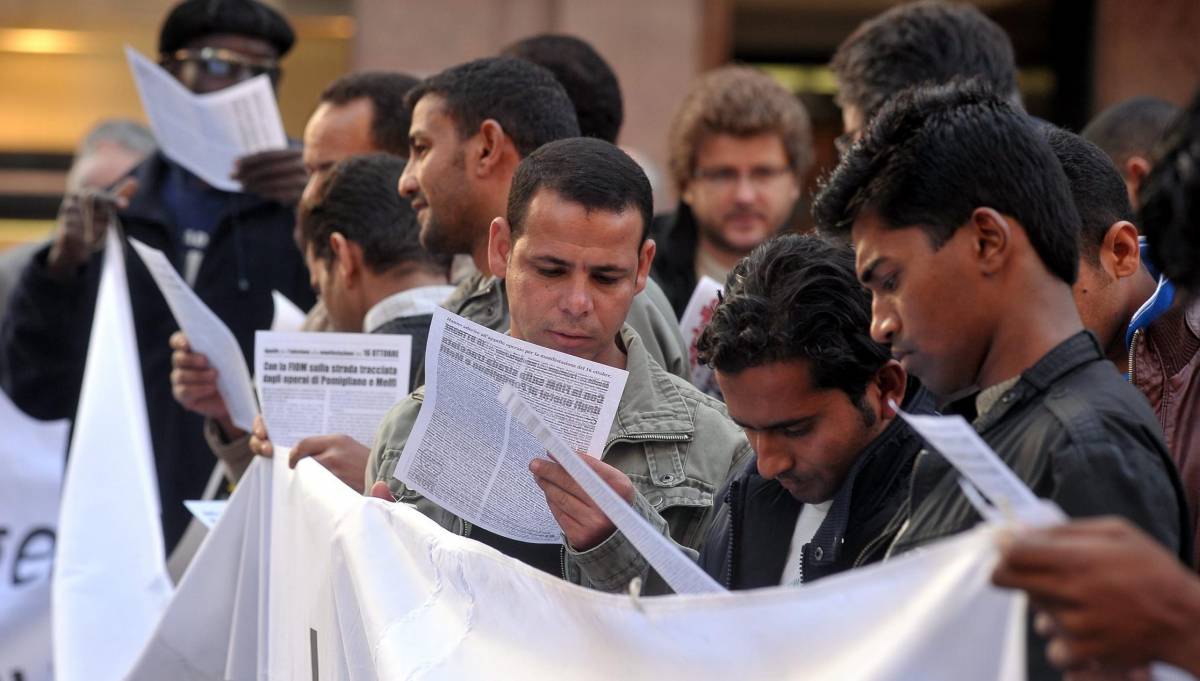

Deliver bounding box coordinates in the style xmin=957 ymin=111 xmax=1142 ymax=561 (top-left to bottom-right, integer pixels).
xmin=363 ymin=285 xmax=456 ymax=333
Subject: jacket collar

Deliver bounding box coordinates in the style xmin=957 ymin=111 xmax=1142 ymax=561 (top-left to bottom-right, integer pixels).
xmin=974 ymin=330 xmax=1103 ymax=431
xmin=608 ymin=325 xmax=695 ymax=440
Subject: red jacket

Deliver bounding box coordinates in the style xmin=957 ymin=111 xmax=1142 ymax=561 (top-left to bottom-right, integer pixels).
xmin=1132 ymin=296 xmax=1200 ymax=568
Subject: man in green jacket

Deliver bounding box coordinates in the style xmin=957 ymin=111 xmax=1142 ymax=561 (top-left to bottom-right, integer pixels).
xmin=367 ymin=138 xmax=751 ymax=579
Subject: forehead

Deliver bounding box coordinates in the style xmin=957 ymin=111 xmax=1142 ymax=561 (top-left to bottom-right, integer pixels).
xmin=410 ymin=94 xmax=457 ymax=138
xmin=304 ymin=99 xmax=375 ymax=157
xmin=517 ymin=189 xmax=643 ymax=259
xmin=719 ymin=360 xmax=848 ymax=424
xmin=182 ymin=33 xmax=277 ymax=59
xmin=849 ymin=212 xmax=933 ymax=276
xmin=694 ymin=132 xmax=788 ymax=167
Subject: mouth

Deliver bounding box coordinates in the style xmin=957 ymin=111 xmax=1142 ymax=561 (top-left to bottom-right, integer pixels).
xmin=547 ymin=330 xmax=592 ymax=348
xmin=410 ymin=197 xmax=428 ymax=213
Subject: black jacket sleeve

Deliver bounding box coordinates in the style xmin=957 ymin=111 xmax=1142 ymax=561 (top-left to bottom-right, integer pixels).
xmin=0 ymin=244 xmax=101 ymax=420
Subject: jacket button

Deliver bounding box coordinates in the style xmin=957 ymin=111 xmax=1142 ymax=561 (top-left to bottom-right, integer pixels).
xmin=646 ymin=491 xmax=664 ymax=507
xmin=659 ymin=474 xmax=674 ymax=483
xmin=813 ymin=546 xmax=824 ymax=561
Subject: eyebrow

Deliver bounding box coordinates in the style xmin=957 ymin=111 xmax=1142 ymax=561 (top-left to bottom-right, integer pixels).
xmin=530 ymin=254 xmax=631 ymax=276
xmin=731 ymin=415 xmax=815 ymax=432
xmin=859 ymin=256 xmax=887 ymax=286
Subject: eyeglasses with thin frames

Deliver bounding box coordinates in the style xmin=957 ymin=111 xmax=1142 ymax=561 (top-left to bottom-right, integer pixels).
xmin=693 ymin=166 xmax=792 ymax=190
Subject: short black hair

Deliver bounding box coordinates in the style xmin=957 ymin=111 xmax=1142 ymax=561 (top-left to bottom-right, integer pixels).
xmin=696 ymin=234 xmax=892 ymax=403
xmin=831 ymin=0 xmax=1018 ymax=124
xmin=405 ymin=57 xmax=580 ymax=158
xmin=1042 ymin=126 xmax=1135 ymax=265
xmin=1082 ymin=96 xmax=1180 ymax=167
xmin=507 ymin=137 xmax=652 ymax=243
xmin=299 ymin=153 xmax=448 ymax=275
xmin=320 ymin=71 xmax=420 ymax=157
xmin=1138 ymin=90 xmax=1200 ymax=292
xmin=501 ymin=34 xmax=623 ymax=144
xmin=814 ymin=80 xmax=1081 ymax=285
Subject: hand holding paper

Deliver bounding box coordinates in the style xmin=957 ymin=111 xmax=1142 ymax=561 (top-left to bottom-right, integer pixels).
xmin=499 ymin=385 xmax=724 ymax=595
xmin=170 ymin=331 xmax=240 ymax=438
xmin=529 ymin=454 xmax=636 ymax=552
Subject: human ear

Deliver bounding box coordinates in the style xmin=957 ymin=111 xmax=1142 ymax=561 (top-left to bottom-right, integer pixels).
xmin=873 ymin=360 xmax=907 ymax=420
xmin=969 ymin=207 xmax=1012 ymax=276
xmin=475 ymin=119 xmax=508 ymax=178
xmin=634 ymin=238 xmax=656 ymax=294
xmin=487 ymin=217 xmax=513 ymax=280
xmin=329 ymin=232 xmax=360 ymax=285
xmin=1124 ymin=156 xmax=1152 ymax=201
xmin=1101 ymin=221 xmax=1142 ymax=279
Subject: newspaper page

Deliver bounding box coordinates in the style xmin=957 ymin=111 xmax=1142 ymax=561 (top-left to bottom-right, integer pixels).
xmin=254 ymin=331 xmax=411 ymax=449
xmin=396 ymin=308 xmax=628 ymax=543
xmin=129 ymin=238 xmax=258 ymax=432
xmin=125 ymin=46 xmax=287 ymax=192
xmin=679 ymin=275 xmax=724 ymax=398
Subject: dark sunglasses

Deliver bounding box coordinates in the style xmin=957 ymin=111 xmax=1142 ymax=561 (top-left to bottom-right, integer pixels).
xmin=161 ymin=47 xmax=280 ymax=84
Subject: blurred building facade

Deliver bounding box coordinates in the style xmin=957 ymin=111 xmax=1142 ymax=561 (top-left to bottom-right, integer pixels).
xmin=1 ymin=0 xmax=1198 ymax=248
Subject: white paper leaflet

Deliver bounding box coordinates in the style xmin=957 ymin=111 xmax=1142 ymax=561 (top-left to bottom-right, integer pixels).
xmin=894 ymin=404 xmax=1066 ymax=526
xmin=0 ymin=391 xmax=69 ymax=681
xmin=53 ymin=227 xmax=174 ymax=681
xmin=183 ymin=500 xmax=228 ymax=530
xmin=254 ymin=331 xmax=411 ymax=448
xmin=128 ymin=454 xmax=1028 ymax=681
xmin=498 ymin=385 xmax=723 ymax=594
xmin=125 ymin=46 xmax=287 ymax=192
xmin=397 ymin=308 xmax=627 ymax=543
xmin=130 ymin=238 xmax=258 ymax=432
xmin=270 ymin=290 xmax=306 ymax=332
xmin=678 ymin=275 xmax=723 ymax=397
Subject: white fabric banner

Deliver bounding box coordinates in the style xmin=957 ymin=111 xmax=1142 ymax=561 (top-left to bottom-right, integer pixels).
xmin=52 ymin=228 xmax=174 ymax=681
xmin=130 ymin=450 xmax=1028 ymax=680
xmin=0 ymin=390 xmax=69 ymax=681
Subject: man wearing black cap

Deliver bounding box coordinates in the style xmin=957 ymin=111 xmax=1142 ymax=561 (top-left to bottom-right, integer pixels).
xmin=0 ymin=0 xmax=315 ymax=552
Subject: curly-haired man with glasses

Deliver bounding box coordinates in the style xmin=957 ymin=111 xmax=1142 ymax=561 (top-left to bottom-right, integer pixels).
xmin=651 ymin=66 xmax=813 ymax=317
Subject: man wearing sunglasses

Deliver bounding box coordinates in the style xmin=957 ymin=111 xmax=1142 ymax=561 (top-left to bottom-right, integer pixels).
xmin=0 ymin=0 xmax=315 ymax=553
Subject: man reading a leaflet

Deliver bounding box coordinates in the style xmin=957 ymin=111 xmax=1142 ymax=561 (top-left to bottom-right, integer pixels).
xmin=366 ymin=138 xmax=750 ymax=580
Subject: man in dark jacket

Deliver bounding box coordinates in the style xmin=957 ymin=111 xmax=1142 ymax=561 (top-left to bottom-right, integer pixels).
xmin=0 ymin=0 xmax=315 ymax=551
xmin=695 ymin=234 xmax=935 ymax=588
xmin=652 ymin=66 xmax=811 ymax=318
xmin=815 ymin=81 xmax=1188 ymax=680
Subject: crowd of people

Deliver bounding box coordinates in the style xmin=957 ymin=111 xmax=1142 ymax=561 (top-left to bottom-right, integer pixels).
xmin=3 ymin=0 xmax=1199 ymax=677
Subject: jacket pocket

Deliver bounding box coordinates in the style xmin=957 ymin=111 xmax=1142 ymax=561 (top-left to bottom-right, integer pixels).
xmin=628 ymin=474 xmax=714 ymax=549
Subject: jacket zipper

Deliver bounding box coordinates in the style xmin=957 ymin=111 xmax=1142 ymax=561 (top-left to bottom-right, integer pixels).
xmin=1128 ymin=328 xmax=1142 ymax=384
xmin=723 ymin=481 xmax=739 ymax=589
xmin=460 ymin=519 xmax=473 ymax=537
xmin=605 ymin=432 xmax=691 ymax=446
xmin=560 ymin=545 xmax=568 ymax=580
xmin=852 ymin=529 xmax=892 ymax=568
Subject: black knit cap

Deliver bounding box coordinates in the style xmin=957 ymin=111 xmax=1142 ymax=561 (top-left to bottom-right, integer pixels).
xmin=159 ymin=0 xmax=296 ymax=57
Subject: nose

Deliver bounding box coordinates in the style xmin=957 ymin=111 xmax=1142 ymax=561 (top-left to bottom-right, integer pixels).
xmin=561 ymin=275 xmax=594 ymax=318
xmin=870 ymin=296 xmax=898 ymax=345
xmin=733 ymin=174 xmax=757 ymax=203
xmin=750 ymin=432 xmax=790 ymax=480
xmin=398 ymin=162 xmax=418 ymax=199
